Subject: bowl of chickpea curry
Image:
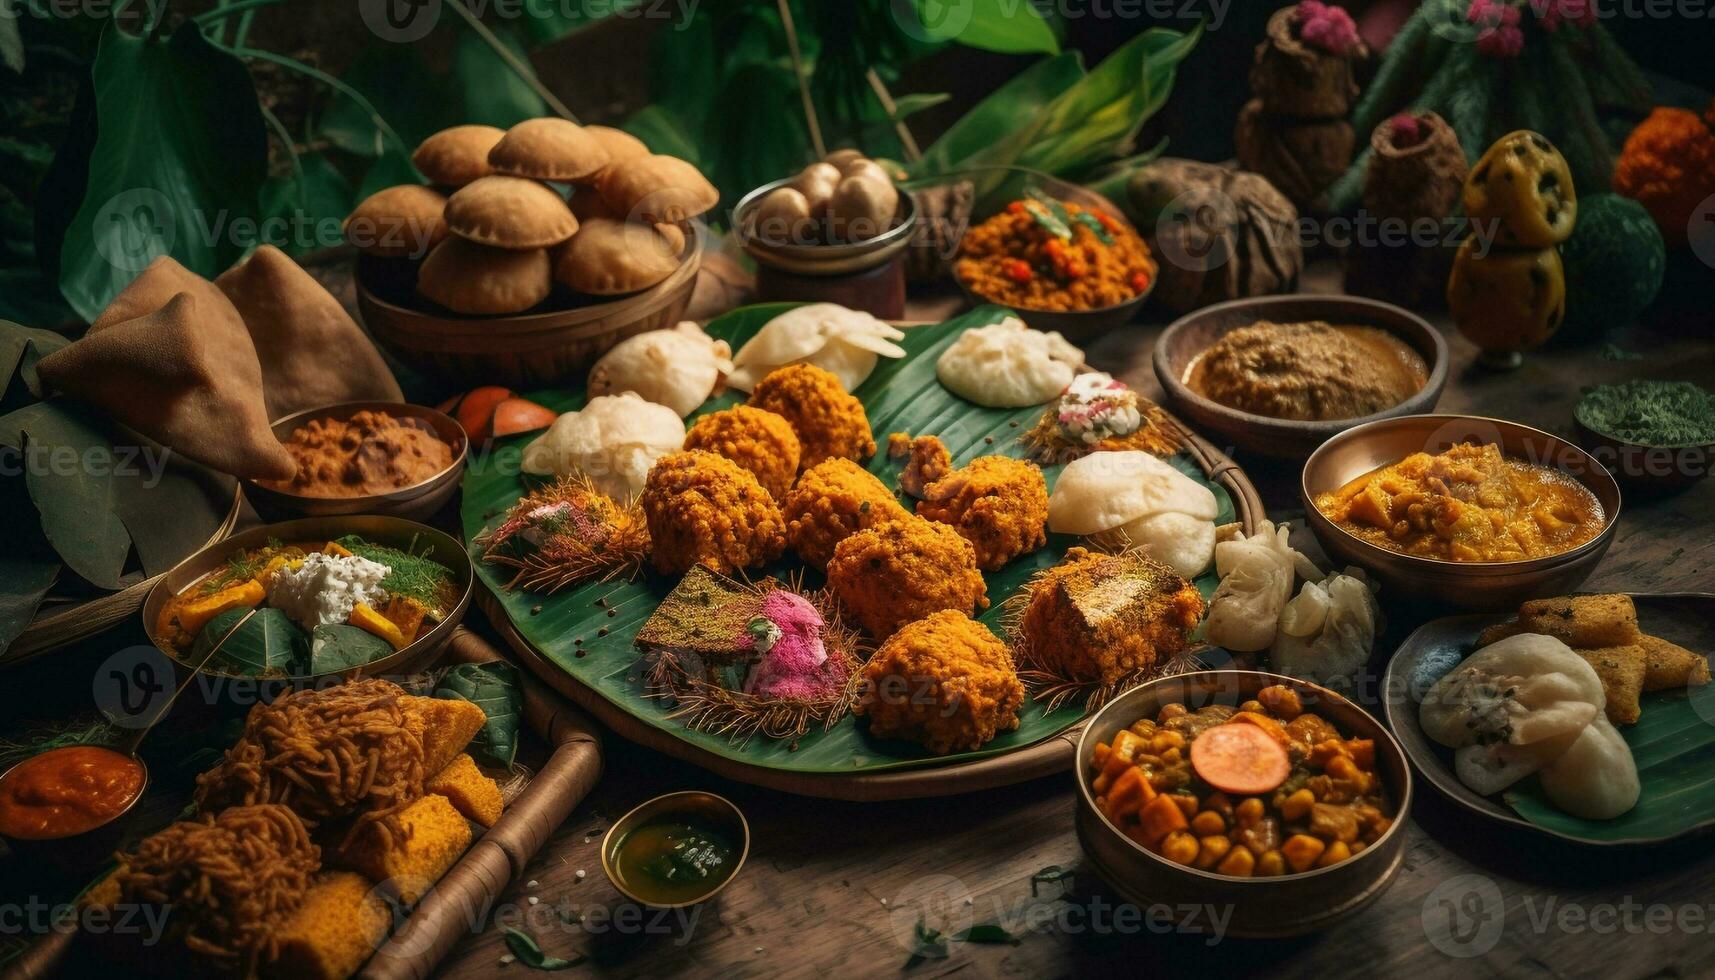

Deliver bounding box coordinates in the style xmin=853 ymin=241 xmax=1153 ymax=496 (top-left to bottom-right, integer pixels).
xmin=1074 ymin=670 xmax=1412 ymax=938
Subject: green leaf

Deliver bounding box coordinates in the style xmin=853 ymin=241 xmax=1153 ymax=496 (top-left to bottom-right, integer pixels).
xmin=454 ymin=25 xmax=546 ymax=128
xmin=195 ymin=606 xmax=304 ymax=676
xmin=309 ymin=623 xmax=396 ymax=674
xmin=45 ymin=22 xmax=267 ymax=321
xmin=317 ymin=43 xmax=451 ymax=159
xmin=436 ymin=661 xmax=523 ymax=767
xmin=504 ymin=927 xmax=585 ymax=970
xmin=258 ymin=154 xmax=352 ymax=257
xmin=952 ymin=922 xmax=1020 ymax=945
xmin=911 ymin=0 xmax=1058 ymax=55
xmin=622 ymin=105 xmax=703 ymax=163
xmin=0 ymin=485 xmax=59 ymax=655
xmin=912 ymin=52 xmax=1084 ymax=177
xmin=887 ymin=92 xmax=952 ymax=122
xmin=514 ymin=0 xmax=634 ymax=45
xmin=0 ymin=6 xmax=23 ymax=73
xmin=0 ymin=321 xmax=68 ymax=405
xmin=0 ymin=400 xmax=130 ymax=589
xmin=904 ymin=915 xmax=949 ymax=967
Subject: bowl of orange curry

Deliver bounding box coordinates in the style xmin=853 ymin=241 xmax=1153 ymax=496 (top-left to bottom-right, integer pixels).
xmin=1302 ymin=414 xmax=1621 ymax=611
xmin=0 ymin=745 xmax=149 ymax=871
xmin=245 ymin=401 xmax=468 ymax=522
xmin=1074 ymin=670 xmax=1412 ymax=938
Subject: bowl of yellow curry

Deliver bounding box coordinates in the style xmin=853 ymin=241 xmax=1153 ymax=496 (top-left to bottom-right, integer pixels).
xmin=1302 ymin=415 xmax=1620 ymax=611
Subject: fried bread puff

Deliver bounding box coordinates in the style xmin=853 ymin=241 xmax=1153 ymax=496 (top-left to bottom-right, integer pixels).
xmin=854 ymin=610 xmax=1023 ymax=754
xmin=747 ymin=363 xmax=875 ymax=468
xmin=782 ymin=458 xmax=911 ymax=570
xmin=640 ymin=450 xmax=786 ymax=575
xmin=826 ymin=516 xmax=987 ymax=639
xmin=683 ymin=405 xmax=801 ymax=499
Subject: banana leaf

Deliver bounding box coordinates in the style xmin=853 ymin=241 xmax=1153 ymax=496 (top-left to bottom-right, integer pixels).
xmin=197 ymin=607 xmax=305 ymax=676
xmin=436 ymin=661 xmax=524 ymax=767
xmin=461 ymin=305 xmax=1235 ymax=775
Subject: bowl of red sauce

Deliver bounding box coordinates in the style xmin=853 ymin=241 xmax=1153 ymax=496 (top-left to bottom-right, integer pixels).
xmin=0 ymin=745 xmax=148 ymax=870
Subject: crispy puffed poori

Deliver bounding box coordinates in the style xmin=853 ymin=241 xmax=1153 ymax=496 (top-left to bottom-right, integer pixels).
xmin=1638 ymin=635 xmax=1712 ymax=691
xmin=487 ymin=118 xmax=611 ymax=183
xmin=35 ymin=275 xmax=297 ymax=481
xmin=598 ymin=154 xmax=719 ymax=223
xmin=411 ymin=124 xmax=504 ymax=187
xmin=215 ymin=245 xmax=402 ymax=419
xmin=552 ymin=217 xmax=684 ymax=295
xmin=683 ymin=406 xmax=801 ymax=500
xmin=747 ymin=363 xmax=876 ymax=468
xmin=343 ymin=184 xmax=448 ymax=259
xmin=1517 ymin=594 xmax=1640 ymax=648
xmin=445 ymin=176 xmax=578 ymax=250
xmin=1575 ymin=645 xmax=1647 ymax=726
xmin=586 ymin=125 xmax=650 ymax=177
xmin=417 ymin=237 xmax=551 ymax=315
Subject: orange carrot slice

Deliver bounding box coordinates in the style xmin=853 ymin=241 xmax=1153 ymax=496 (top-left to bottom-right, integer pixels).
xmin=1191 ymin=723 xmax=1291 ymax=796
xmin=447 ymin=386 xmax=513 ymax=442
xmin=491 ymin=397 xmax=557 ymax=438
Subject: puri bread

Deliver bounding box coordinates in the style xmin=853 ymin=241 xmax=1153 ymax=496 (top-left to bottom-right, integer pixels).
xmin=487 ymin=118 xmax=610 ymax=182
xmin=444 ymin=176 xmax=578 ymax=249
xmin=417 ymin=236 xmax=551 ymax=315
xmin=585 ymin=125 xmax=649 ymax=180
xmin=412 ymin=124 xmax=504 ymax=187
xmin=215 ymin=245 xmax=403 ymax=419
xmin=552 ymin=216 xmax=684 ymax=295
xmin=598 ymin=153 xmax=719 ymax=223
xmin=343 ymin=184 xmax=448 ymax=258
xmin=35 ymin=287 xmax=297 ymax=480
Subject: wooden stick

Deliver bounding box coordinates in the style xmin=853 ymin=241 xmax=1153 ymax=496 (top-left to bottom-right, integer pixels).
xmin=865 ymin=68 xmax=923 ymax=164
xmin=776 ymin=0 xmax=825 ymax=159
xmin=444 ymin=0 xmax=580 ymax=123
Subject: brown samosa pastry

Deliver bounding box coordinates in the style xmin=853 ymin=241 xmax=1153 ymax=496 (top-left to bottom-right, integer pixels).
xmin=216 ymin=245 xmax=402 ymax=419
xmin=36 ymin=260 xmax=297 ymax=480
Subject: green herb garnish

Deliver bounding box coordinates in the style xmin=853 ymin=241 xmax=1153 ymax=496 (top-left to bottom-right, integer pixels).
xmin=1022 ymin=190 xmax=1073 ymax=239
xmin=334 ymin=534 xmax=456 ymax=612
xmin=1576 ymin=380 xmax=1715 ymax=447
xmin=504 ymin=928 xmax=585 ymax=970
xmin=1072 ymin=210 xmax=1114 ymax=244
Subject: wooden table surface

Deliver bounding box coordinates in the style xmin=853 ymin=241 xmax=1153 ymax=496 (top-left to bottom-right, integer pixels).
xmin=431 ymin=264 xmax=1715 ymax=980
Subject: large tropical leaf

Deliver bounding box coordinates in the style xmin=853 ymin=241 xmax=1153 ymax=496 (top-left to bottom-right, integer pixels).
xmin=258 ymin=154 xmax=352 ymax=258
xmin=436 ymin=661 xmax=524 ymax=767
xmin=454 ymin=26 xmax=547 ymax=129
xmin=908 ymin=0 xmax=1059 ymax=55
xmin=0 ymin=400 xmax=130 ymax=589
xmin=462 ymin=305 xmax=1235 ymax=775
xmin=197 ymin=606 xmax=305 ymax=676
xmin=40 ymin=22 xmax=267 ymax=322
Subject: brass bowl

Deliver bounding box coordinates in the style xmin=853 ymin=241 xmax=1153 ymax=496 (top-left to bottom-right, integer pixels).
xmin=245 ymin=401 xmax=468 ymax=522
xmin=600 ymin=791 xmax=750 ymax=909
xmin=1074 ymin=670 xmax=1413 ymax=938
xmin=0 ymin=749 xmax=150 ymax=874
xmin=356 ymin=222 xmax=703 ymax=389
xmin=734 ymin=177 xmax=919 ymax=277
xmin=1572 ymin=416 xmax=1714 ymax=494
xmin=1154 ymin=294 xmax=1449 ymax=460
xmin=1302 ymin=414 xmax=1622 ymax=611
xmin=141 ymin=515 xmax=473 ymax=683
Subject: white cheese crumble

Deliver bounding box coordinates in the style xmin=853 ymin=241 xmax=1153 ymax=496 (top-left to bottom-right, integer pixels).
xmin=267 ymin=552 xmax=391 ymax=631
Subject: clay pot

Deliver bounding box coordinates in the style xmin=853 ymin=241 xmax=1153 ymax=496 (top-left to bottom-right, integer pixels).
xmin=1234 ymin=99 xmax=1356 ymax=211
xmin=1248 ymin=6 xmax=1365 ymax=118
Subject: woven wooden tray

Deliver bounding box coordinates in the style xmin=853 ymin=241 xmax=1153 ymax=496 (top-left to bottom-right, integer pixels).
xmin=483 ymin=418 xmax=1265 ymax=802
xmin=2 ymin=628 xmax=604 ymax=980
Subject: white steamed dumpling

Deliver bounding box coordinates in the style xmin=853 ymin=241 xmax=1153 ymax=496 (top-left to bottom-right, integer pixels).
xmin=1537 ymin=718 xmax=1640 ymax=819
xmin=1202 ymin=521 xmax=1308 ymax=652
xmin=1047 ymin=451 xmax=1217 ymax=535
xmin=727 ymin=303 xmax=905 ymax=392
xmin=935 ymin=316 xmax=1083 ymax=407
xmin=520 ymin=393 xmax=684 ymax=501
xmin=1268 ymin=570 xmax=1381 ymax=688
xmin=1119 ymin=511 xmax=1215 ymax=579
xmin=586 ymin=321 xmax=732 ymax=417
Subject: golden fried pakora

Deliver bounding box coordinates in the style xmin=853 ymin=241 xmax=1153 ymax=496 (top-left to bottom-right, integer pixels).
xmin=683 ymin=405 xmax=801 ymax=500
xmin=826 ymin=516 xmax=988 ymax=639
xmin=782 ymin=458 xmax=911 ymax=570
xmin=748 ymin=363 xmax=876 ymax=468
xmin=1014 ymin=546 xmax=1203 ymax=685
xmin=889 ymin=432 xmax=952 ymax=498
xmin=640 ymin=450 xmax=786 ymax=575
xmin=854 ymin=610 xmax=1024 ymax=754
xmin=915 ymin=455 xmax=1048 ymax=571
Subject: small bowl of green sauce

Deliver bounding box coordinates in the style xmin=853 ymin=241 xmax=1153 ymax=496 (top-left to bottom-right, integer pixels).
xmin=1574 ymin=380 xmax=1715 ymax=492
xmin=602 ymin=791 xmax=749 ymax=909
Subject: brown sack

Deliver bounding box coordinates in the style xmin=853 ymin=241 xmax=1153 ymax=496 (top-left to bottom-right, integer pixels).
xmin=217 ymin=245 xmax=403 ymax=419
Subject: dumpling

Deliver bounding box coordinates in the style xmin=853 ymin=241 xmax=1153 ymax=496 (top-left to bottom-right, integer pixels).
xmin=1118 ymin=511 xmax=1215 ymax=579
xmin=1420 ymin=634 xmax=1605 ymax=749
xmin=935 ymin=316 xmax=1083 ymax=407
xmin=520 ymin=393 xmax=684 ymax=501
xmin=1269 ymin=570 xmax=1382 ymax=688
xmin=727 ymin=303 xmax=906 ymax=392
xmin=1047 ymin=451 xmax=1217 ymax=536
xmin=1537 ymin=718 xmax=1640 ymax=819
xmin=1202 ymin=521 xmax=1317 ymax=652
xmin=587 ymin=321 xmax=732 ymax=417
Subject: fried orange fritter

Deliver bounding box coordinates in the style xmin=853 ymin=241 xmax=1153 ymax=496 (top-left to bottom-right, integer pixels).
xmin=782 ymin=458 xmax=911 ymax=570
xmin=915 ymin=455 xmax=1048 ymax=571
xmin=1015 ymin=547 xmax=1203 ymax=685
xmin=826 ymin=516 xmax=988 ymax=640
xmin=889 ymin=432 xmax=952 ymax=499
xmin=640 ymin=450 xmax=786 ymax=576
xmin=748 ymin=363 xmax=875 ymax=468
xmin=854 ymin=609 xmax=1023 ymax=754
xmin=683 ymin=405 xmax=801 ymax=500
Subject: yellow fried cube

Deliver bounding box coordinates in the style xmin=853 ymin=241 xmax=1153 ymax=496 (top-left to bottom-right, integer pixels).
xmin=264 ymin=871 xmax=389 ymax=980
xmin=427 ymin=753 xmax=505 ymax=827
xmin=335 ymin=795 xmax=471 ymax=905
xmin=402 ymin=695 xmax=488 ymax=774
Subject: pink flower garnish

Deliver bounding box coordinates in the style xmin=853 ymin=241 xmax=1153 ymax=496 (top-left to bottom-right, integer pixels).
xmin=1469 ymin=0 xmax=1525 ymax=58
xmin=1530 ymin=0 xmax=1597 ymax=30
xmin=1390 ymin=113 xmax=1425 ymax=148
xmin=1297 ymin=0 xmax=1361 ymax=56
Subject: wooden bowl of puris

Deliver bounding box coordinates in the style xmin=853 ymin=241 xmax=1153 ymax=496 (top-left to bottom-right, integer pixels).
xmin=349 ymin=117 xmax=714 ymax=387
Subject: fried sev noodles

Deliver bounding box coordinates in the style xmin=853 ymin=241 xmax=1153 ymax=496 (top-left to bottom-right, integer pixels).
xmin=112 ymin=804 xmax=319 ymax=970
xmin=194 ymin=678 xmax=426 ymax=849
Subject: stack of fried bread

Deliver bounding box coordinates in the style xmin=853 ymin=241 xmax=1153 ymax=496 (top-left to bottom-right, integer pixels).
xmin=1478 ymin=594 xmax=1711 ymax=726
xmin=81 ymin=679 xmax=508 ymax=979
